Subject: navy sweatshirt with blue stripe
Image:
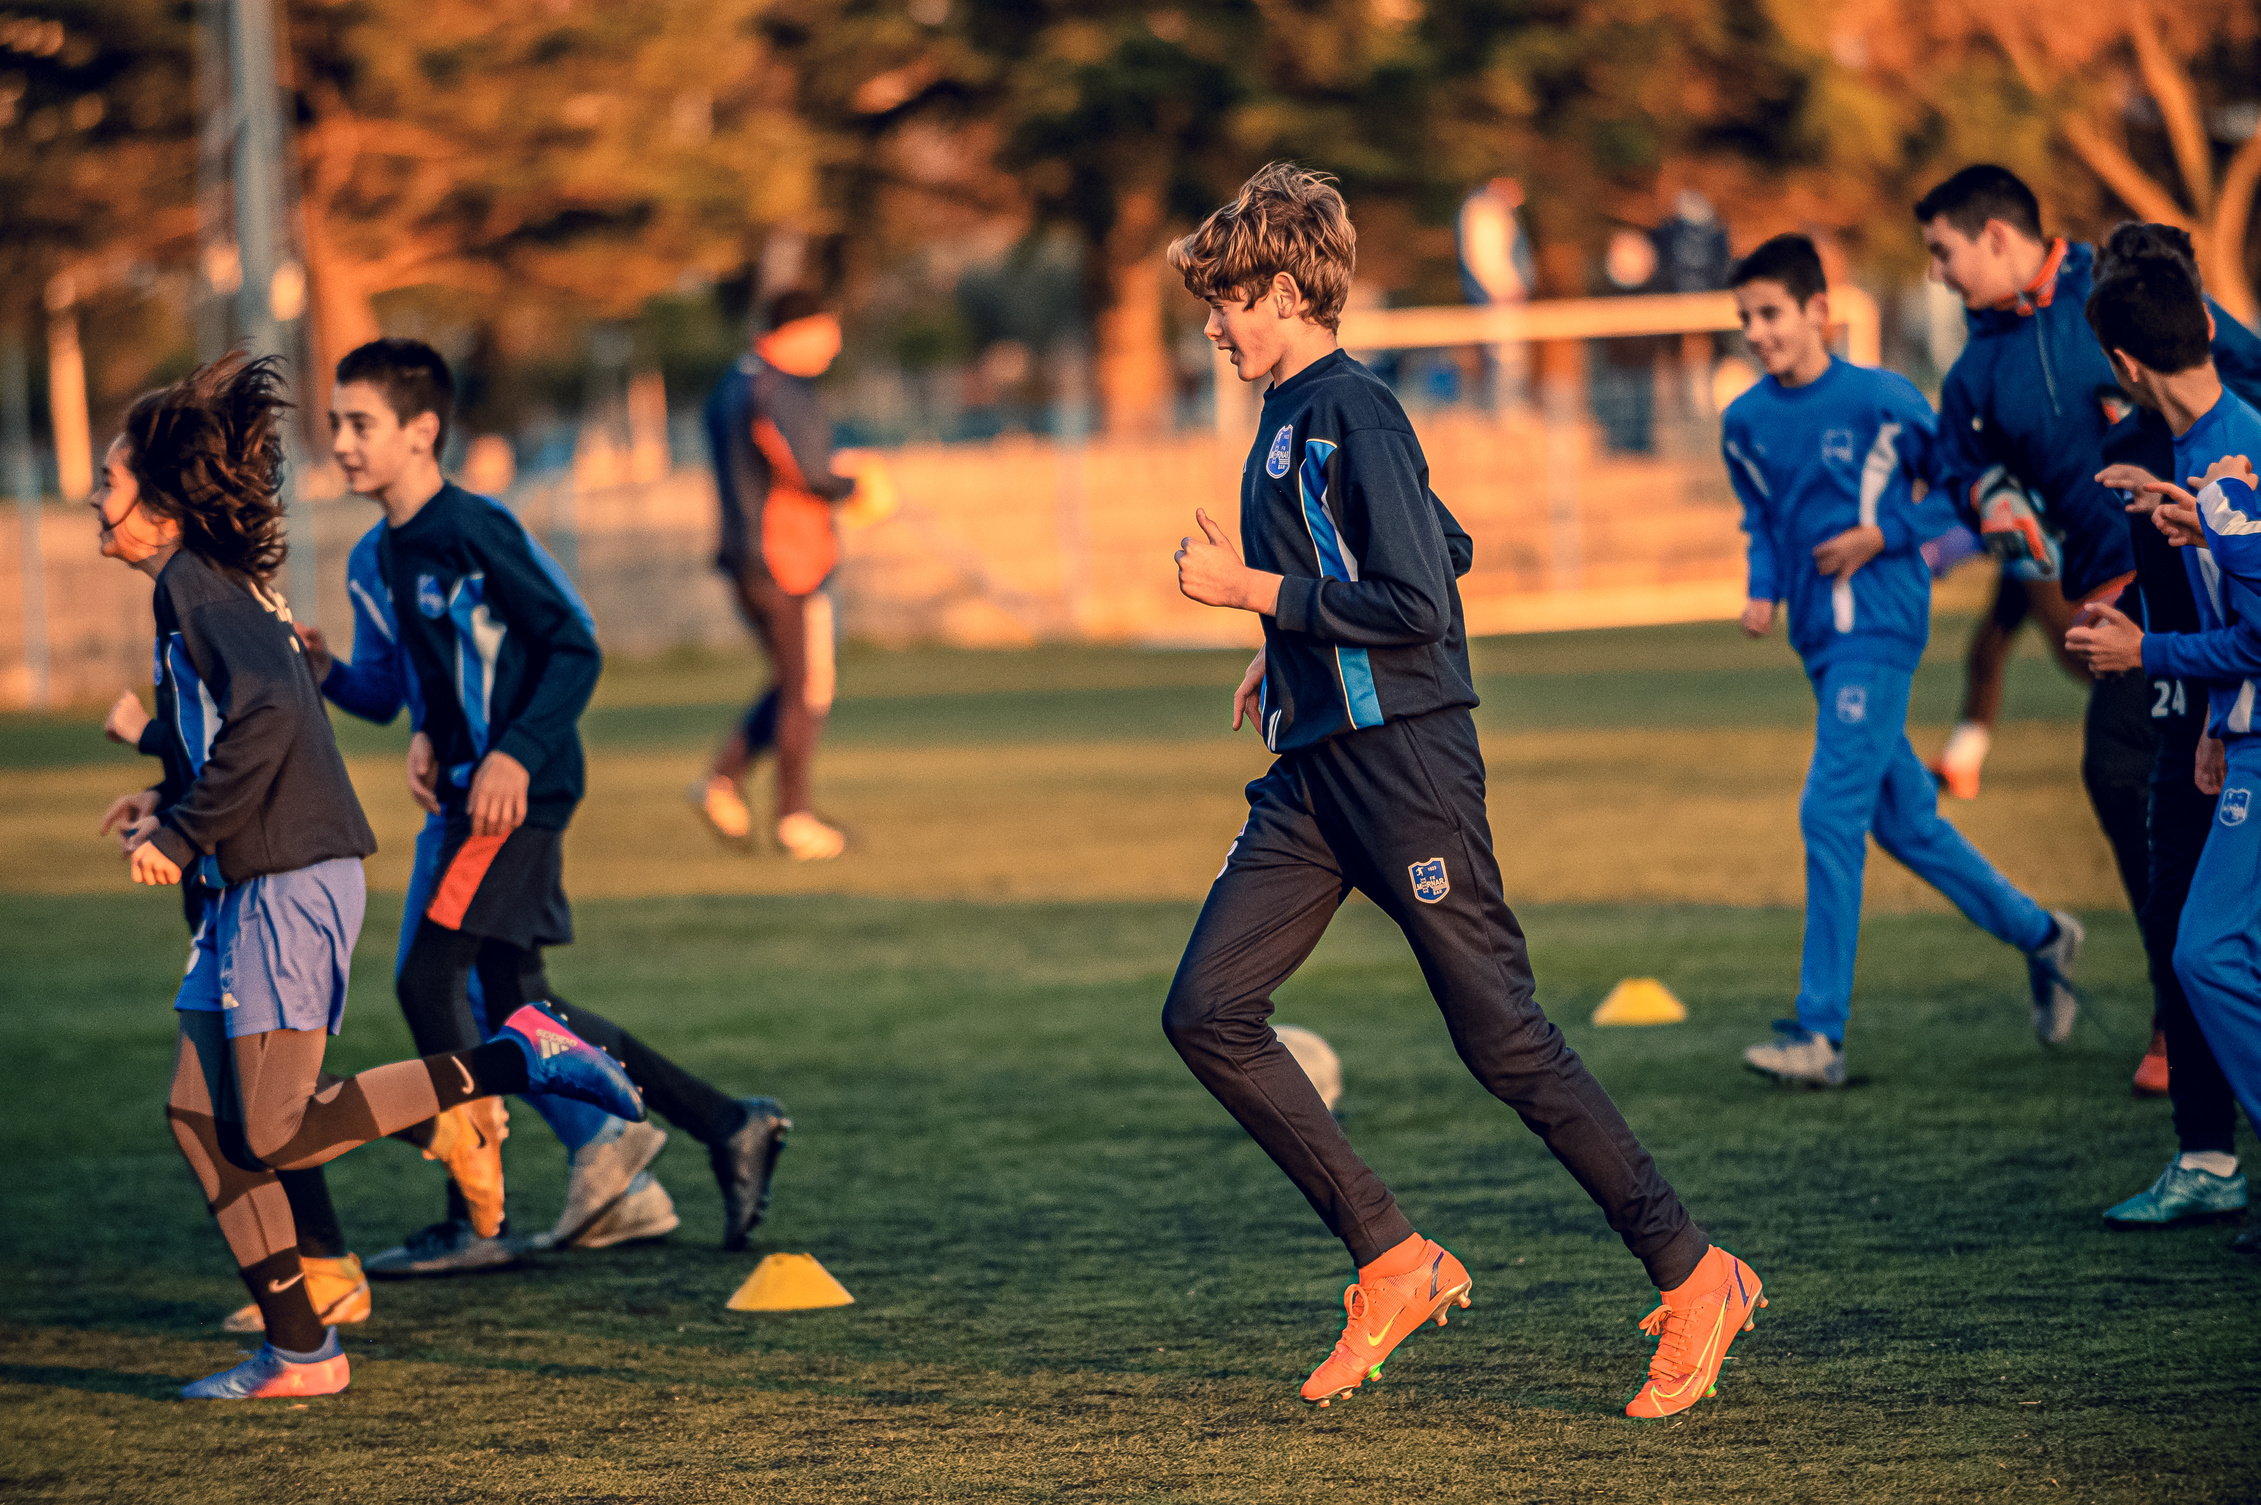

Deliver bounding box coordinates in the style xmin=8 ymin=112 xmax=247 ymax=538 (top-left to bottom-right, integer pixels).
xmin=379 ymin=483 xmax=601 ymax=829
xmin=1243 ymin=350 xmax=1477 ymax=753
xmin=145 ymin=548 xmax=376 ymax=884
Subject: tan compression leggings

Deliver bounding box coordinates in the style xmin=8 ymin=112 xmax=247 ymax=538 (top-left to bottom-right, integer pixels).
xmin=166 ymin=1011 xmax=444 ymax=1268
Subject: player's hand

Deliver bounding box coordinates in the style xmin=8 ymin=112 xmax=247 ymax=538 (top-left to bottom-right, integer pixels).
xmin=100 ymin=789 xmax=159 ymax=848
xmin=1176 ymin=510 xmax=1283 ymax=615
xmin=406 ymin=731 xmax=443 ymax=814
xmin=468 ymin=749 xmax=530 ymax=837
xmin=2065 ymin=601 xmax=2144 ymax=674
xmin=1812 ymin=524 xmax=1885 ymax=583
xmin=1739 ymin=598 xmax=1775 ymax=637
xmin=2140 ymin=479 xmax=2204 ymax=546
xmin=295 ymin=624 xmax=334 ymax=682
xmin=2097 ymin=462 xmax=2160 ymax=508
xmin=2197 ymin=454 xmax=2259 ymax=492
xmin=2197 ymin=734 xmax=2227 ymax=797
xmin=123 ymin=817 xmax=182 ymax=885
xmin=1232 ymin=646 xmax=1266 ymax=731
xmin=103 ymin=689 xmax=151 ymax=746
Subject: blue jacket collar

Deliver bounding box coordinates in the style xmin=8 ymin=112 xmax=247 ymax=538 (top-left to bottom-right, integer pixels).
xmin=1964 ymin=240 xmax=2091 ymax=339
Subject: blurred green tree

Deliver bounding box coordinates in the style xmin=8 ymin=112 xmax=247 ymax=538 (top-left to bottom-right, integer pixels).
xmin=288 ymin=0 xmax=824 ymax=393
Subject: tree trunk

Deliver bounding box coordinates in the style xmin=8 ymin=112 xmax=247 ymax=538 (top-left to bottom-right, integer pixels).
xmin=1093 ymin=184 xmax=1171 ymax=438
xmin=301 ymin=209 xmax=382 ymax=423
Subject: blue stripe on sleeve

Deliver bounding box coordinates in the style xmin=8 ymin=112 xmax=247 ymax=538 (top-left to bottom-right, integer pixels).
xmin=1293 ymin=437 xmax=1383 ymax=729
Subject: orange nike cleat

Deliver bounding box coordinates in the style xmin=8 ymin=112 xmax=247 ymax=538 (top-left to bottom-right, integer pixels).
xmin=2132 ymin=1029 xmax=2171 ymax=1098
xmin=423 ymin=1098 xmax=509 ymax=1238
xmin=1300 ymin=1239 xmax=1472 ymax=1406
xmin=1625 ymin=1245 xmax=1765 ymax=1419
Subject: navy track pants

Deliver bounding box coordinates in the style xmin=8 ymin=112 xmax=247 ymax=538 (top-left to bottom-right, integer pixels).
xmin=1162 ymin=707 xmax=1708 ymax=1290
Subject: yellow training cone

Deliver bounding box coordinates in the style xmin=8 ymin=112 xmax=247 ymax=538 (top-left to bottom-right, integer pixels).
xmin=727 ymin=1253 xmax=855 ymax=1312
xmin=1592 ymin=978 xmax=1687 ymax=1027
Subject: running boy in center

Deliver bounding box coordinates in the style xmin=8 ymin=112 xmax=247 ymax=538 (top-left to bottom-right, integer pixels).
xmin=1724 ymin=234 xmax=2081 ymax=1088
xmin=1162 ymin=163 xmax=1763 ymax=1418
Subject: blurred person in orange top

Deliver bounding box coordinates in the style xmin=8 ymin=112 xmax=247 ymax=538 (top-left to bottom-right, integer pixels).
xmin=694 ymin=290 xmax=893 ymax=861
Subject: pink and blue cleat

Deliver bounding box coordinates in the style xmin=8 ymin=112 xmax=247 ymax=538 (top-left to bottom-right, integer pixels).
xmin=497 ymin=1004 xmax=646 ymax=1121
xmin=181 ymin=1328 xmax=350 ymax=1400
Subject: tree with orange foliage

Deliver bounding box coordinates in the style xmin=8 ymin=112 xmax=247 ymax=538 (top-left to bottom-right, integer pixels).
xmin=284 ymin=0 xmax=822 ymax=392
xmin=1821 ymin=0 xmax=2261 ymax=322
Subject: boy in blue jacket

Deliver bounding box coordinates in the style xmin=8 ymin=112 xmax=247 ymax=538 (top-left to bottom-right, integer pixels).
xmin=2088 ymin=246 xmax=2261 ymax=1255
xmin=2067 ymin=224 xmax=2261 ymax=1228
xmin=1163 ymin=163 xmax=1763 ymax=1419
xmin=1725 ymin=235 xmax=2080 ymax=1089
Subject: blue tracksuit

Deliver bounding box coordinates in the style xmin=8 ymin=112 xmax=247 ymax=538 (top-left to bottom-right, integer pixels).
xmin=330 ymin=518 xmax=612 ymax=1153
xmin=2170 ymin=390 xmax=2261 ymax=1128
xmin=1726 ymin=359 xmax=2054 ymax=1041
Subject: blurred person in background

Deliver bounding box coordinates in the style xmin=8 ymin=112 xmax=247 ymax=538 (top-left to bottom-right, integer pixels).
xmin=1457 ymin=176 xmax=1536 ymax=410
xmin=695 ymin=290 xmax=892 ymax=862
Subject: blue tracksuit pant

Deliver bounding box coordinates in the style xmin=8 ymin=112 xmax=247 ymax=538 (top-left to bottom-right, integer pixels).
xmin=2172 ymin=736 xmax=2261 ymax=1130
xmin=401 ymin=815 xmax=614 ymax=1152
xmin=1797 ymin=662 xmax=2054 ymax=1042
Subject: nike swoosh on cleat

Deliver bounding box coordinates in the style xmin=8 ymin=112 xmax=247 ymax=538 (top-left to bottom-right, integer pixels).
xmin=1429 ymin=1255 xmax=1442 ymax=1300
xmin=268 ymin=1273 xmax=304 ymax=1293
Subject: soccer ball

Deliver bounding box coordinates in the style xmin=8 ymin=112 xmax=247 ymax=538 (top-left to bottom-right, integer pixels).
xmin=1274 ymin=1024 xmax=1343 ymax=1113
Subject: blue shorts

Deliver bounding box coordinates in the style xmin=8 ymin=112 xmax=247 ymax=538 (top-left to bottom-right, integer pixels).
xmin=174 ymin=857 xmax=367 ymax=1038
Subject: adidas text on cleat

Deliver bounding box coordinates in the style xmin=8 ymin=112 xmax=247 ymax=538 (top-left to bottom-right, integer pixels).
xmin=182 ymin=1329 xmax=349 ymax=1400
xmin=223 ymin=1253 xmax=371 ymax=1333
xmin=714 ymin=1096 xmax=792 ymax=1251
xmin=1625 ymin=1246 xmax=1765 ymax=1420
xmin=1300 ymin=1239 xmax=1472 ymax=1406
xmin=364 ymin=1219 xmax=520 ymax=1278
xmin=2103 ymin=1160 xmax=2249 ymax=1227
xmin=2027 ymin=911 xmax=2083 ymax=1047
xmin=423 ymin=1098 xmax=509 ymax=1238
xmin=1742 ymin=1022 xmax=1845 ymax=1088
xmin=540 ymin=1119 xmax=669 ymax=1250
xmin=498 ymin=1004 xmax=645 ymax=1121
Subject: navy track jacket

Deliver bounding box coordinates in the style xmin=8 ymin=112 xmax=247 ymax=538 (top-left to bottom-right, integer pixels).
xmin=1242 ymin=350 xmax=1477 ymax=753
xmin=146 ymin=548 xmax=376 ymax=884
xmin=1936 ymin=241 xmax=2138 ymax=603
xmin=379 ymin=483 xmax=601 ymax=829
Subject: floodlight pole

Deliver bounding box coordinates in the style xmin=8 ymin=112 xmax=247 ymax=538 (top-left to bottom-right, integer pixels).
xmin=228 ymin=0 xmax=319 ymax=621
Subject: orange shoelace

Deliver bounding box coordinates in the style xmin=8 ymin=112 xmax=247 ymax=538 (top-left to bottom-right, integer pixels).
xmin=1639 ymin=1301 xmax=1691 ymax=1380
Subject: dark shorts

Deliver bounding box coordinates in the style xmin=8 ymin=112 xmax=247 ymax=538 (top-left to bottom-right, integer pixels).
xmin=426 ymin=819 xmax=573 ymax=950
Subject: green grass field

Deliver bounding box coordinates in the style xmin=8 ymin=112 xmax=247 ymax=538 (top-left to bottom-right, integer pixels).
xmin=3 ymin=613 xmax=2256 ymax=1503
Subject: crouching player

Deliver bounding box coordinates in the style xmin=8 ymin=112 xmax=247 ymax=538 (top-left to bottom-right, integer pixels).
xmin=2092 ymin=247 xmax=2261 ymax=1255
xmin=1725 ymin=235 xmax=2081 ymax=1087
xmin=90 ymin=355 xmax=643 ymax=1398
xmin=1162 ymin=164 xmax=1763 ymax=1417
xmin=327 ymin=339 xmax=790 ymax=1271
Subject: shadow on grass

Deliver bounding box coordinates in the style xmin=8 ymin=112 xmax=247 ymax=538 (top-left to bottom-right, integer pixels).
xmin=0 ymin=1362 xmax=184 ymax=1400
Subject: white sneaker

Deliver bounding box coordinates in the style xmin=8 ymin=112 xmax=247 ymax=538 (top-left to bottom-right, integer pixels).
xmin=535 ymin=1119 xmax=669 ymax=1250
xmin=776 ymin=811 xmax=846 ymax=862
xmin=2027 ymin=911 xmax=2083 ymax=1047
xmin=1742 ymin=1023 xmax=1846 ymax=1088
xmin=572 ymin=1172 xmax=679 ymax=1248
